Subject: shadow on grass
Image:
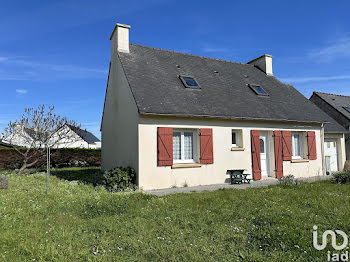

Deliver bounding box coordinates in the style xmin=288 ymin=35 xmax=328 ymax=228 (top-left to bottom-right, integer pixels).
xmin=51 ymin=167 xmax=104 ymax=186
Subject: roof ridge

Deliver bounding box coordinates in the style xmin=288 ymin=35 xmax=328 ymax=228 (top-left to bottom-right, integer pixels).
xmin=314 ymin=91 xmax=350 ymax=98
xmin=128 ymin=43 xmax=253 ymax=67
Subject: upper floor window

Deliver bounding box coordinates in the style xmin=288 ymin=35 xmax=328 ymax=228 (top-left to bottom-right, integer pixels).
xmin=232 ymin=129 xmax=243 ymax=148
xmin=179 ymin=76 xmax=200 ymax=89
xmin=249 ymin=84 xmax=269 ymax=96
xmin=343 ymin=107 xmax=350 ymax=113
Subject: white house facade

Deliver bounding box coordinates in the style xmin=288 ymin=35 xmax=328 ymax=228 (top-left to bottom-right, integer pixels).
xmin=101 ymin=23 xmax=347 ymax=190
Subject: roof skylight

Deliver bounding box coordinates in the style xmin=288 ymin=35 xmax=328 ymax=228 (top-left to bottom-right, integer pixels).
xmin=344 ymin=107 xmax=350 ymax=113
xmin=179 ymin=76 xmax=200 ymax=89
xmin=249 ymin=84 xmax=268 ymax=96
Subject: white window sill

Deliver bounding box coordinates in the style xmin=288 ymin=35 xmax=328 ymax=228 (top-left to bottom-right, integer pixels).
xmin=231 ymin=147 xmax=245 ymax=151
xmin=172 ymin=163 xmax=203 ymax=169
xmin=291 ymin=159 xmax=309 ymax=163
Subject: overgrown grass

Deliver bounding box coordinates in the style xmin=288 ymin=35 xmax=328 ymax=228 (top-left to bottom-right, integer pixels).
xmin=0 ymin=169 xmax=349 ymax=261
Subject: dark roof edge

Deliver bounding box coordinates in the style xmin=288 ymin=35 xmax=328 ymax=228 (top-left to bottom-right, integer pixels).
xmin=311 ymin=92 xmax=350 ymax=121
xmin=140 ymin=112 xmax=327 ymax=125
xmin=247 ymin=54 xmax=273 ymax=64
xmin=125 ymin=44 xmax=253 ymax=67
xmin=314 ymin=91 xmax=350 ymax=99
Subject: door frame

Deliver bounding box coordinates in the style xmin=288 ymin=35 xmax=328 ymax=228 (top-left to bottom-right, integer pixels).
xmin=259 ymin=131 xmax=271 ymax=177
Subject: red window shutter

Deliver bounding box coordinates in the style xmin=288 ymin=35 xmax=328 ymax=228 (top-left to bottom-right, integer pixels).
xmin=307 ymin=131 xmax=317 ymax=160
xmin=281 ymin=131 xmax=292 ymax=161
xmin=273 ymin=131 xmax=283 ymax=178
xmin=157 ymin=127 xmax=173 ymax=166
xmin=251 ymin=130 xmax=261 ymax=180
xmin=200 ymin=128 xmax=213 ymax=164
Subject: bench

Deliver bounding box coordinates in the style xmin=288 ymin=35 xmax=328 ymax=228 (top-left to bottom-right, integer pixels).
xmin=227 ymin=169 xmax=252 ymax=184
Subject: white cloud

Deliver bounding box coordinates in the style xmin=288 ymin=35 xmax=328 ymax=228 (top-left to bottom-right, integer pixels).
xmin=0 ymin=56 xmax=107 ymax=81
xmin=280 ymin=74 xmax=350 ymax=84
xmin=16 ymin=89 xmax=28 ymax=94
xmin=308 ymin=34 xmax=350 ymax=62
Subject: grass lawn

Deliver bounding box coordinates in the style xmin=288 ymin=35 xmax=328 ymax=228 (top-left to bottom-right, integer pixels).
xmin=0 ymin=168 xmax=349 ymax=261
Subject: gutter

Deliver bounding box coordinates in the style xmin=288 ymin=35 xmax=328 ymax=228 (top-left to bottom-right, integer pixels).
xmin=140 ymin=112 xmax=328 ymax=126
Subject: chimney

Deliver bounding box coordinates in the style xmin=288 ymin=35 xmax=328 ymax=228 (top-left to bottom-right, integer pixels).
xmin=110 ymin=23 xmax=131 ymax=55
xmin=248 ymin=54 xmax=273 ymax=76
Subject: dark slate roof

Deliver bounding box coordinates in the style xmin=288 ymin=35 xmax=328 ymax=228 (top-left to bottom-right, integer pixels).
xmin=313 ymin=92 xmax=350 ymax=120
xmin=67 ymin=125 xmax=100 ymax=144
xmin=24 ymin=127 xmax=50 ymax=140
xmin=118 ymin=44 xmax=339 ymax=125
xmin=322 ymin=113 xmax=348 ymax=133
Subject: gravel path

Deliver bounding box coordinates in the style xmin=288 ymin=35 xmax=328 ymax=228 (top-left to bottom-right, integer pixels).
xmin=144 ymin=175 xmax=332 ymax=196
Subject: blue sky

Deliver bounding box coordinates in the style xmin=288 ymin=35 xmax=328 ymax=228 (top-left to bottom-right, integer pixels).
xmin=1 ymin=0 xmax=350 ymax=138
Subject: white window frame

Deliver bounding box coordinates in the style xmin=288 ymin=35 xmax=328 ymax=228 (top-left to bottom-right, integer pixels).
xmin=231 ymin=130 xmax=242 ymax=148
xmin=292 ymin=132 xmax=304 ymax=159
xmin=173 ymin=129 xmax=197 ymax=164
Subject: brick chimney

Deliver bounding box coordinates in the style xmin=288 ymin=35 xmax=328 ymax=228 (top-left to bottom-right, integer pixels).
xmin=110 ymin=23 xmax=131 ymax=55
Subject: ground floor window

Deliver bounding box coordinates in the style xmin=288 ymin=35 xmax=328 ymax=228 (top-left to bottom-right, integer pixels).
xmin=292 ymin=132 xmax=304 ymax=159
xmin=231 ymin=129 xmax=243 ymax=148
xmin=173 ymin=130 xmax=197 ymax=163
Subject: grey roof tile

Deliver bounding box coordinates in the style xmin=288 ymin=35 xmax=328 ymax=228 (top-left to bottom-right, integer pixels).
xmin=118 ymin=44 xmax=344 ymax=127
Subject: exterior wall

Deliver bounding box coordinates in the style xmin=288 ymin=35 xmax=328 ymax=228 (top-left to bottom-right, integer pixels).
xmin=324 ymin=133 xmax=347 ymax=171
xmin=310 ymin=94 xmax=350 ymax=159
xmin=138 ymin=116 xmax=324 ymax=190
xmin=101 ymin=54 xmax=139 ymax=173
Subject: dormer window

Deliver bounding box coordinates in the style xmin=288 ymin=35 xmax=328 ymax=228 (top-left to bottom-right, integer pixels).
xmin=249 ymin=84 xmax=268 ymax=96
xmin=343 ymin=107 xmax=350 ymax=113
xmin=179 ymin=76 xmax=200 ymax=89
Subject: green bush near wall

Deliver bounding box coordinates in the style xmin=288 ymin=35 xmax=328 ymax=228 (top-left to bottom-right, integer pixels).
xmin=0 ymin=148 xmax=101 ymax=169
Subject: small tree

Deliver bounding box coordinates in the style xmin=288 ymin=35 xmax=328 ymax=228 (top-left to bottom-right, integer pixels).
xmin=4 ymin=105 xmax=80 ymax=176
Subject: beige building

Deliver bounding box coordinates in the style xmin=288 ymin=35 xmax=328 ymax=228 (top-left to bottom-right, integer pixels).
xmin=101 ymin=23 xmax=347 ymax=190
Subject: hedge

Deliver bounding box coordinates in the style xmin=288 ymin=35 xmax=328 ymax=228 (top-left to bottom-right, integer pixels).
xmin=0 ymin=148 xmax=101 ymax=169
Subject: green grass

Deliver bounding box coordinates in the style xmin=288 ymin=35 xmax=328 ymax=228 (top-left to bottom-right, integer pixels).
xmin=0 ymin=169 xmax=349 ymax=261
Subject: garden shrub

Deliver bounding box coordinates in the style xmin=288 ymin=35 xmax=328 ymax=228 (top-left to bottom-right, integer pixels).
xmin=332 ymin=171 xmax=350 ymax=184
xmin=103 ymin=167 xmax=137 ymax=192
xmin=278 ymin=174 xmax=297 ymax=186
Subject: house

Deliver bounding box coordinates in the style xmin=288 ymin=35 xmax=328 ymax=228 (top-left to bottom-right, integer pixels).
xmin=5 ymin=124 xmax=100 ymax=149
xmin=0 ymin=140 xmax=13 ymax=148
xmin=310 ymin=92 xmax=350 ymax=163
xmin=101 ymin=23 xmax=347 ymax=190
xmin=52 ymin=124 xmax=101 ymax=149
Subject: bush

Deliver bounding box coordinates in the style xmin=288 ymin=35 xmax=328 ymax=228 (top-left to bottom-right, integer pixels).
xmin=103 ymin=167 xmax=137 ymax=192
xmin=0 ymin=148 xmax=101 ymax=169
xmin=278 ymin=174 xmax=299 ymax=186
xmin=332 ymin=171 xmax=350 ymax=184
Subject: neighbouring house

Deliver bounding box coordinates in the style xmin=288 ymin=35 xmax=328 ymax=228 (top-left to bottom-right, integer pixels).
xmin=310 ymin=92 xmax=350 ymax=162
xmin=101 ymin=23 xmax=347 ymax=190
xmin=0 ymin=140 xmax=13 ymax=148
xmin=5 ymin=124 xmax=100 ymax=149
xmin=53 ymin=124 xmax=101 ymax=149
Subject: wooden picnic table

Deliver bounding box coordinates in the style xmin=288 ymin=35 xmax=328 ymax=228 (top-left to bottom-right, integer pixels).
xmin=227 ymin=169 xmax=252 ymax=184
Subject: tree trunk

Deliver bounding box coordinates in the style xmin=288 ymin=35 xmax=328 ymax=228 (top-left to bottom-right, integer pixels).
xmin=17 ymin=158 xmax=40 ymax=176
xmin=17 ymin=162 xmax=27 ymax=176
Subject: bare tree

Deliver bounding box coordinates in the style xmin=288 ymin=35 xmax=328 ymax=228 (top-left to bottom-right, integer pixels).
xmin=3 ymin=105 xmax=80 ymax=176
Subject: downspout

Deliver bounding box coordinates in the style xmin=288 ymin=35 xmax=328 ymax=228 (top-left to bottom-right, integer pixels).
xmin=320 ymin=123 xmax=326 ymax=176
